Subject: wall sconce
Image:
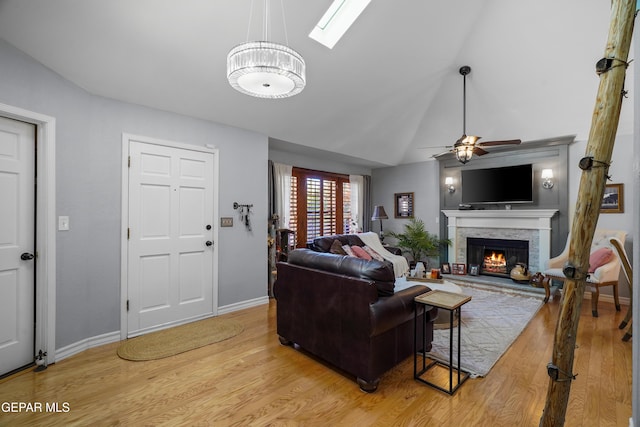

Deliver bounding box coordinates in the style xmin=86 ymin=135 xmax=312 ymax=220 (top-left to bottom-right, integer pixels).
xmin=541 ymin=169 xmax=554 ymax=189
xmin=445 ymin=177 xmax=455 ymax=193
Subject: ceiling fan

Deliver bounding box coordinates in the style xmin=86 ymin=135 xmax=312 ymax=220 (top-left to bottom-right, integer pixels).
xmin=437 ymin=66 xmax=522 ymax=164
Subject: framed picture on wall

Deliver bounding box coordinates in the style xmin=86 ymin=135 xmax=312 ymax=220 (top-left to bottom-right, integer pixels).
xmin=394 ymin=192 xmax=414 ymax=218
xmin=601 ymin=183 xmax=624 ymax=213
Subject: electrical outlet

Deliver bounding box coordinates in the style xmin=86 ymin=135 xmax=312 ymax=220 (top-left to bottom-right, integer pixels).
xmin=220 ymin=217 xmax=233 ymax=227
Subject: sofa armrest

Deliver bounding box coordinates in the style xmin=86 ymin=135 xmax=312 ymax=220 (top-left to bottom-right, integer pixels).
xmin=369 ymin=285 xmax=432 ymax=336
xmin=383 ymin=245 xmax=402 ymax=256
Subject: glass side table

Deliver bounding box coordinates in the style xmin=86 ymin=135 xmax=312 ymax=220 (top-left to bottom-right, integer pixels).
xmin=414 ymin=289 xmax=472 ymax=395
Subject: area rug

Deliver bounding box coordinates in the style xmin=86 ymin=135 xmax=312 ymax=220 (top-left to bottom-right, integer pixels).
xmin=117 ymin=317 xmax=244 ymax=361
xmin=427 ymin=281 xmax=544 ymax=377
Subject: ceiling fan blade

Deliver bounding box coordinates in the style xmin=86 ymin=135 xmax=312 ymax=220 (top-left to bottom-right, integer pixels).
xmin=473 ymin=147 xmax=489 ymax=156
xmin=417 ymin=145 xmax=451 ymax=150
xmin=477 ymin=139 xmax=522 ymax=147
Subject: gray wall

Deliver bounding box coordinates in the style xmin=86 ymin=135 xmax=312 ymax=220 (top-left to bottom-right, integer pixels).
xmin=0 ymin=39 xmax=268 ymax=349
xmin=371 ymin=160 xmax=441 ymax=245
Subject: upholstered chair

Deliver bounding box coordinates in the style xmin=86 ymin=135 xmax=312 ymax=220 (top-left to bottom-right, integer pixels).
xmin=544 ymin=229 xmax=626 ymax=317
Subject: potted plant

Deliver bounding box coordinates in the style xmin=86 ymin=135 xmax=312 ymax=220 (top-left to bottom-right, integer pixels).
xmin=388 ymin=218 xmax=450 ymax=267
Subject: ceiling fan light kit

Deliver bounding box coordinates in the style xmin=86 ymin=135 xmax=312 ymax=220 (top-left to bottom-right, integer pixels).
xmin=227 ymin=0 xmax=306 ymax=99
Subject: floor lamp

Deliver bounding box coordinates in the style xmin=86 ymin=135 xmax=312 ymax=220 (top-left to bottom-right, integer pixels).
xmin=371 ymin=205 xmax=389 ymax=242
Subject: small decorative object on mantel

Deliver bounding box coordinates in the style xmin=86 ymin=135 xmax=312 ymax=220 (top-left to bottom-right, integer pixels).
xmin=452 ymin=263 xmax=466 ymax=275
xmin=441 ymin=262 xmax=451 ymax=274
xmin=468 ymin=264 xmax=480 ymax=276
xmin=510 ymin=263 xmax=531 ymax=284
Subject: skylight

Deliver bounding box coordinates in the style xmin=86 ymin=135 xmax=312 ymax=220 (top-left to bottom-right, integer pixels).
xmin=308 ymin=0 xmax=372 ymax=49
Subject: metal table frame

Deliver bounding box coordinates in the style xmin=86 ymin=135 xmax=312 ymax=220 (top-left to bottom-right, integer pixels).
xmin=414 ymin=291 xmax=471 ymax=395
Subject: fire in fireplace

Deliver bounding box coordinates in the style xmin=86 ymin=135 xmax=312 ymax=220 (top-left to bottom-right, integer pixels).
xmin=483 ymin=250 xmax=507 ymax=274
xmin=467 ymin=237 xmax=529 ymax=278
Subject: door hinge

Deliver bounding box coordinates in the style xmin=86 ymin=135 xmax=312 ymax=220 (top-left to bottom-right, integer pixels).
xmin=127 ymin=228 xmax=130 ymax=240
xmin=128 ymin=156 xmax=131 ymax=168
xmin=126 ymin=300 xmax=129 ymax=312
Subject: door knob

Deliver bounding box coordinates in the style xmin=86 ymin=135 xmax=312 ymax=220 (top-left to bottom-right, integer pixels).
xmin=21 ymin=252 xmax=35 ymax=261
xmin=205 ymin=241 xmax=213 ymax=247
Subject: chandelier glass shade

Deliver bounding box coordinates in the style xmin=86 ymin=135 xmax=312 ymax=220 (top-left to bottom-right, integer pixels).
xmin=227 ymin=41 xmax=306 ymax=99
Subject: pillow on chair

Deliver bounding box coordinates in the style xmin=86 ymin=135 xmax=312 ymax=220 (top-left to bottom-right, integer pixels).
xmin=589 ymin=247 xmax=614 ymax=273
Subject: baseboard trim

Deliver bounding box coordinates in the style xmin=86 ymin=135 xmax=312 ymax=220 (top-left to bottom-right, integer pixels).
xmin=55 ymin=330 xmax=121 ymax=362
xmin=53 ymin=296 xmax=270 ymax=362
xmin=558 ymin=288 xmax=630 ymax=306
xmin=218 ymin=296 xmax=270 ymax=315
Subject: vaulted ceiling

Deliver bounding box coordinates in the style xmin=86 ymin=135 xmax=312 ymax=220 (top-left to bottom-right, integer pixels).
xmin=0 ymin=0 xmax=633 ymax=167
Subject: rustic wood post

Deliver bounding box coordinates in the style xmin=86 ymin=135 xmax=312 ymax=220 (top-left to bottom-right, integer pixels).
xmin=539 ymin=1 xmax=636 ymax=426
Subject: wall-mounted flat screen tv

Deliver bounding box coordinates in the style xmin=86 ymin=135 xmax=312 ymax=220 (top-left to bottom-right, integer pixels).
xmin=461 ymin=164 xmax=533 ymax=205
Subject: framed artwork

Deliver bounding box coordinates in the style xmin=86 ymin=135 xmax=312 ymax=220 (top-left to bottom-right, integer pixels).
xmin=394 ymin=192 xmax=414 ymax=218
xmin=468 ymin=264 xmax=480 ymax=276
xmin=440 ymin=262 xmax=451 ymax=274
xmin=601 ymin=183 xmax=624 ymax=213
xmin=452 ymin=263 xmax=466 ymax=275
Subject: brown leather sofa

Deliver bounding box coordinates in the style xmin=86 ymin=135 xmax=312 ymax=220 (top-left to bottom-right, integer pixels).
xmin=274 ymin=248 xmax=436 ymax=392
xmin=308 ymin=233 xmax=402 ymax=256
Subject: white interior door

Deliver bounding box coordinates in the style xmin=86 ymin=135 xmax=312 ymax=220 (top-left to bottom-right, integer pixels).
xmin=127 ymin=139 xmax=216 ymax=337
xmin=0 ymin=116 xmax=35 ymax=375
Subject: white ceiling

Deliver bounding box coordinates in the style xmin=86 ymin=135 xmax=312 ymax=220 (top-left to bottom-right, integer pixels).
xmin=0 ymin=0 xmax=633 ymax=167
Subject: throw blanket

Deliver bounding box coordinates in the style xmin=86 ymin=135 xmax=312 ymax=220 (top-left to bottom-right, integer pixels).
xmin=357 ymin=232 xmax=409 ymax=278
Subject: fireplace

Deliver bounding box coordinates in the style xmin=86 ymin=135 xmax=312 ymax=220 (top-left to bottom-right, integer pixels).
xmin=467 ymin=237 xmax=529 ymax=278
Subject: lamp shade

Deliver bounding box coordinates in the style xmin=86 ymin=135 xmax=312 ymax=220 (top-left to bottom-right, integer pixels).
xmin=371 ymin=205 xmax=388 ymax=220
xmin=227 ymin=41 xmax=306 ymax=99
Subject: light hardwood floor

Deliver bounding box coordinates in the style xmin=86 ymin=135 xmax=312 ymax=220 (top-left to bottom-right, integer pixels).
xmin=0 ymin=296 xmax=632 ymax=426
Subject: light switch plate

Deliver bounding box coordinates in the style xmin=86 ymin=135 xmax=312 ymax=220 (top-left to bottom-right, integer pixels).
xmin=220 ymin=217 xmax=233 ymax=227
xmin=58 ymin=216 xmax=70 ymax=231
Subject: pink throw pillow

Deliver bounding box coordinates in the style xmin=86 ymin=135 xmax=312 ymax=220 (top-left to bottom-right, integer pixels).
xmin=351 ymin=245 xmax=372 ymax=261
xmin=341 ymin=245 xmax=356 ymax=257
xmin=588 ymin=247 xmax=614 ymax=273
xmin=363 ymin=245 xmax=385 ymax=262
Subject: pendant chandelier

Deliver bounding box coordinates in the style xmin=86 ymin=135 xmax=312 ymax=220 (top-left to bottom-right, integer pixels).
xmin=227 ymin=0 xmax=306 ymax=99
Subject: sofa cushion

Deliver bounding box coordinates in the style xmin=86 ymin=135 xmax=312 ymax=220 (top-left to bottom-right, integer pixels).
xmin=287 ymin=249 xmax=395 ymax=296
xmin=589 ymin=247 xmax=614 ymax=273
xmin=342 ymin=245 xmax=356 ymax=257
xmin=311 ymin=234 xmax=366 ymax=252
xmin=329 ymin=239 xmax=347 ymax=255
xmin=351 ymin=245 xmax=372 ymax=260
xmin=363 ymin=245 xmax=385 ymax=262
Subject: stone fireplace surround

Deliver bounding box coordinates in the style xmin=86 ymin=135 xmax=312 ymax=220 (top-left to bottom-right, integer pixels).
xmin=442 ymin=209 xmax=558 ymax=274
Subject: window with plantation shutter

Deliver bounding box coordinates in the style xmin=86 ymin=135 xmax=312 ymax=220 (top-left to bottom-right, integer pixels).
xmin=290 ymin=168 xmax=351 ymax=247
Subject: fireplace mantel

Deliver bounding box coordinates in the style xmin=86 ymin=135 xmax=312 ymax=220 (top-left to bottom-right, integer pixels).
xmin=441 ymin=209 xmax=558 ymax=273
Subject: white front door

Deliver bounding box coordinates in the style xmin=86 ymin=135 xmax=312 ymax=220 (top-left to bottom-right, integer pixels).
xmin=0 ymin=116 xmax=35 ymax=375
xmin=127 ymin=138 xmax=216 ymax=337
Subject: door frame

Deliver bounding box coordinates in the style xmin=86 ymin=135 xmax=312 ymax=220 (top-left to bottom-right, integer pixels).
xmin=0 ymin=102 xmax=57 ymax=366
xmin=120 ymin=133 xmax=220 ymax=339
